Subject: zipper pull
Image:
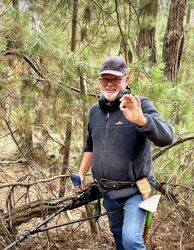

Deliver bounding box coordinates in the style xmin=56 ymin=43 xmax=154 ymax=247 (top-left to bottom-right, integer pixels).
xmin=106 ymin=113 xmax=110 ymax=121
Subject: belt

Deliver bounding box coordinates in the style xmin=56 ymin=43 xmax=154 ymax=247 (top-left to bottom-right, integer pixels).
xmin=98 ymin=178 xmax=135 ymax=190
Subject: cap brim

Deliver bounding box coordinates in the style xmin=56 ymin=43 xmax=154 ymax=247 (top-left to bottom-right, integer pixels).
xmin=99 ymin=70 xmax=125 ymax=76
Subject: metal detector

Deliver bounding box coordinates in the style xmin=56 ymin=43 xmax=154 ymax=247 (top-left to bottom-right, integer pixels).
xmin=5 ymin=178 xmax=101 ymax=250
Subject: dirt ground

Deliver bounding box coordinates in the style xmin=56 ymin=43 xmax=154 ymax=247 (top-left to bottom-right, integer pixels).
xmin=12 ymin=208 xmax=194 ymax=250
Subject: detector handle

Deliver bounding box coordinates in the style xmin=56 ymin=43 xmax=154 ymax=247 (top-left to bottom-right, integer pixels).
xmin=70 ymin=173 xmax=81 ymax=187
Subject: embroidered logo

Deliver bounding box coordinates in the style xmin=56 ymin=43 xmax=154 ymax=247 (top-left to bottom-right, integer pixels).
xmin=115 ymin=121 xmax=123 ymax=125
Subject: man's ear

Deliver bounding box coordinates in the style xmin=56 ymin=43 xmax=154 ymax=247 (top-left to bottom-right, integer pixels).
xmin=125 ymin=75 xmax=130 ymax=86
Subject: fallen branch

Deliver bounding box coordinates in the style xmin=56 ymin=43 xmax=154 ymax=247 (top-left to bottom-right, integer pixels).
xmin=3 ymin=184 xmax=101 ymax=228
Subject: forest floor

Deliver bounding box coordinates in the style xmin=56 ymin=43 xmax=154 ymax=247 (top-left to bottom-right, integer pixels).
xmin=15 ymin=207 xmax=194 ymax=250
xmin=1 ymin=163 xmax=193 ymax=250
xmin=0 ymin=140 xmax=193 ymax=250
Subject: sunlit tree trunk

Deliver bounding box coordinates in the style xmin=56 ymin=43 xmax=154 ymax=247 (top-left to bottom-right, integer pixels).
xmin=163 ymin=0 xmax=187 ymax=81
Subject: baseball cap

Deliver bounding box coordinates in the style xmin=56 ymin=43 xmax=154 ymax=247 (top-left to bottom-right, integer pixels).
xmin=99 ymin=56 xmax=128 ymax=76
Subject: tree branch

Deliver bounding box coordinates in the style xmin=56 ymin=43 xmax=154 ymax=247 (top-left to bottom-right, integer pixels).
xmin=1 ymin=50 xmax=45 ymax=79
xmin=0 ymin=174 xmax=70 ymax=189
xmin=153 ymin=136 xmax=194 ymax=160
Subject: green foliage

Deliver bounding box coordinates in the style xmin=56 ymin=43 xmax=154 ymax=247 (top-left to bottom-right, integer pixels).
xmin=138 ymin=0 xmax=159 ymax=27
xmin=0 ymin=5 xmax=193 ymax=249
xmin=0 ymin=0 xmax=193 ymax=181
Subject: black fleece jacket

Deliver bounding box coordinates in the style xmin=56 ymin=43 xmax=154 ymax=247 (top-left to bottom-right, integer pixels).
xmin=84 ymin=96 xmax=173 ymax=198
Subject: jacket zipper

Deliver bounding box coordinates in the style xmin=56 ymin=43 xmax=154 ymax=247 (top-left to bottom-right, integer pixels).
xmin=100 ymin=111 xmax=110 ymax=178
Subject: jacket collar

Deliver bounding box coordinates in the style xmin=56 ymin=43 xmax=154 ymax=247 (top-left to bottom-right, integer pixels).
xmin=100 ymin=99 xmax=120 ymax=113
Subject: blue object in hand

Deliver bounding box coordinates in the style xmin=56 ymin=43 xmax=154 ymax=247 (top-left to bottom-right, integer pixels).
xmin=70 ymin=173 xmax=81 ymax=187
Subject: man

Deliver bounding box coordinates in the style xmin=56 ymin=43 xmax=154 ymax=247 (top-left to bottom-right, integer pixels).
xmin=76 ymin=56 xmax=173 ymax=249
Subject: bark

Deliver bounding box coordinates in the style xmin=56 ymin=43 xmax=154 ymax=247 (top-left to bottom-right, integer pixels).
xmin=59 ymin=0 xmax=78 ymax=197
xmin=12 ymin=0 xmax=19 ymax=7
xmin=19 ymin=80 xmax=34 ymax=160
xmin=163 ymin=0 xmax=187 ymax=81
xmin=58 ymin=117 xmax=72 ymax=197
xmin=79 ymin=72 xmax=97 ymax=235
xmin=71 ymin=0 xmax=78 ymax=51
xmin=136 ymin=26 xmax=157 ymax=64
xmin=78 ymin=14 xmax=98 ymax=238
xmin=79 ymin=72 xmax=88 ymax=144
xmin=136 ymin=0 xmax=158 ymax=64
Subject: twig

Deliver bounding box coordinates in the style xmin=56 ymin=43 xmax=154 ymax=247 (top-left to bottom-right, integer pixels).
xmin=3 ymin=119 xmax=27 ymax=161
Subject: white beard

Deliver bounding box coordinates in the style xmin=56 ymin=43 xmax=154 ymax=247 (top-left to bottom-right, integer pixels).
xmin=102 ymin=92 xmax=118 ymax=102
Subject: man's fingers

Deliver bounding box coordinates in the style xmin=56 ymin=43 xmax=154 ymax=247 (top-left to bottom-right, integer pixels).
xmin=120 ymin=94 xmax=136 ymax=103
xmin=119 ymin=100 xmax=127 ymax=109
xmin=73 ymin=186 xmax=82 ymax=194
xmin=120 ymin=94 xmax=141 ymax=107
xmin=134 ymin=95 xmax=141 ymax=105
xmin=120 ymin=94 xmax=136 ymax=108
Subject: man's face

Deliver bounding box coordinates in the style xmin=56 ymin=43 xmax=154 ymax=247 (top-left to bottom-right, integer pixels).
xmin=99 ymin=74 xmax=129 ymax=101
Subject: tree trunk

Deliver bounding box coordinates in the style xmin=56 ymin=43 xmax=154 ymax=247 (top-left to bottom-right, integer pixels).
xmin=59 ymin=117 xmax=72 ymax=197
xmin=136 ymin=26 xmax=157 ymax=64
xmin=163 ymin=0 xmax=187 ymax=81
xmin=71 ymin=0 xmax=78 ymax=51
xmin=79 ymin=72 xmax=88 ymax=144
xmin=59 ymin=0 xmax=78 ymax=197
xmin=136 ymin=0 xmax=158 ymax=64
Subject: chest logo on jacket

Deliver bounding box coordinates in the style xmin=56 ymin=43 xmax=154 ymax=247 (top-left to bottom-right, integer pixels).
xmin=115 ymin=121 xmax=123 ymax=125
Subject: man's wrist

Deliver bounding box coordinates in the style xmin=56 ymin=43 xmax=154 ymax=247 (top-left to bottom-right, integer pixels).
xmin=136 ymin=116 xmax=147 ymax=127
xmin=78 ymin=172 xmax=85 ymax=182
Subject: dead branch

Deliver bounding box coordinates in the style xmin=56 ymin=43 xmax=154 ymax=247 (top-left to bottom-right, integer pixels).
xmin=155 ymin=181 xmax=194 ymax=217
xmin=0 ymin=174 xmax=70 ymax=189
xmin=155 ymin=181 xmax=179 ymax=202
xmin=153 ymin=136 xmax=194 ymax=160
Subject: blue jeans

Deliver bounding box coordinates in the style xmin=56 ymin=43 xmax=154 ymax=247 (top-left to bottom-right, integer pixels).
xmin=103 ymin=193 xmax=147 ymax=250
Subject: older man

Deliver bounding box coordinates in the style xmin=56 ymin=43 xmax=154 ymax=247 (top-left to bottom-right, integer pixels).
xmin=77 ymin=56 xmax=173 ymax=250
